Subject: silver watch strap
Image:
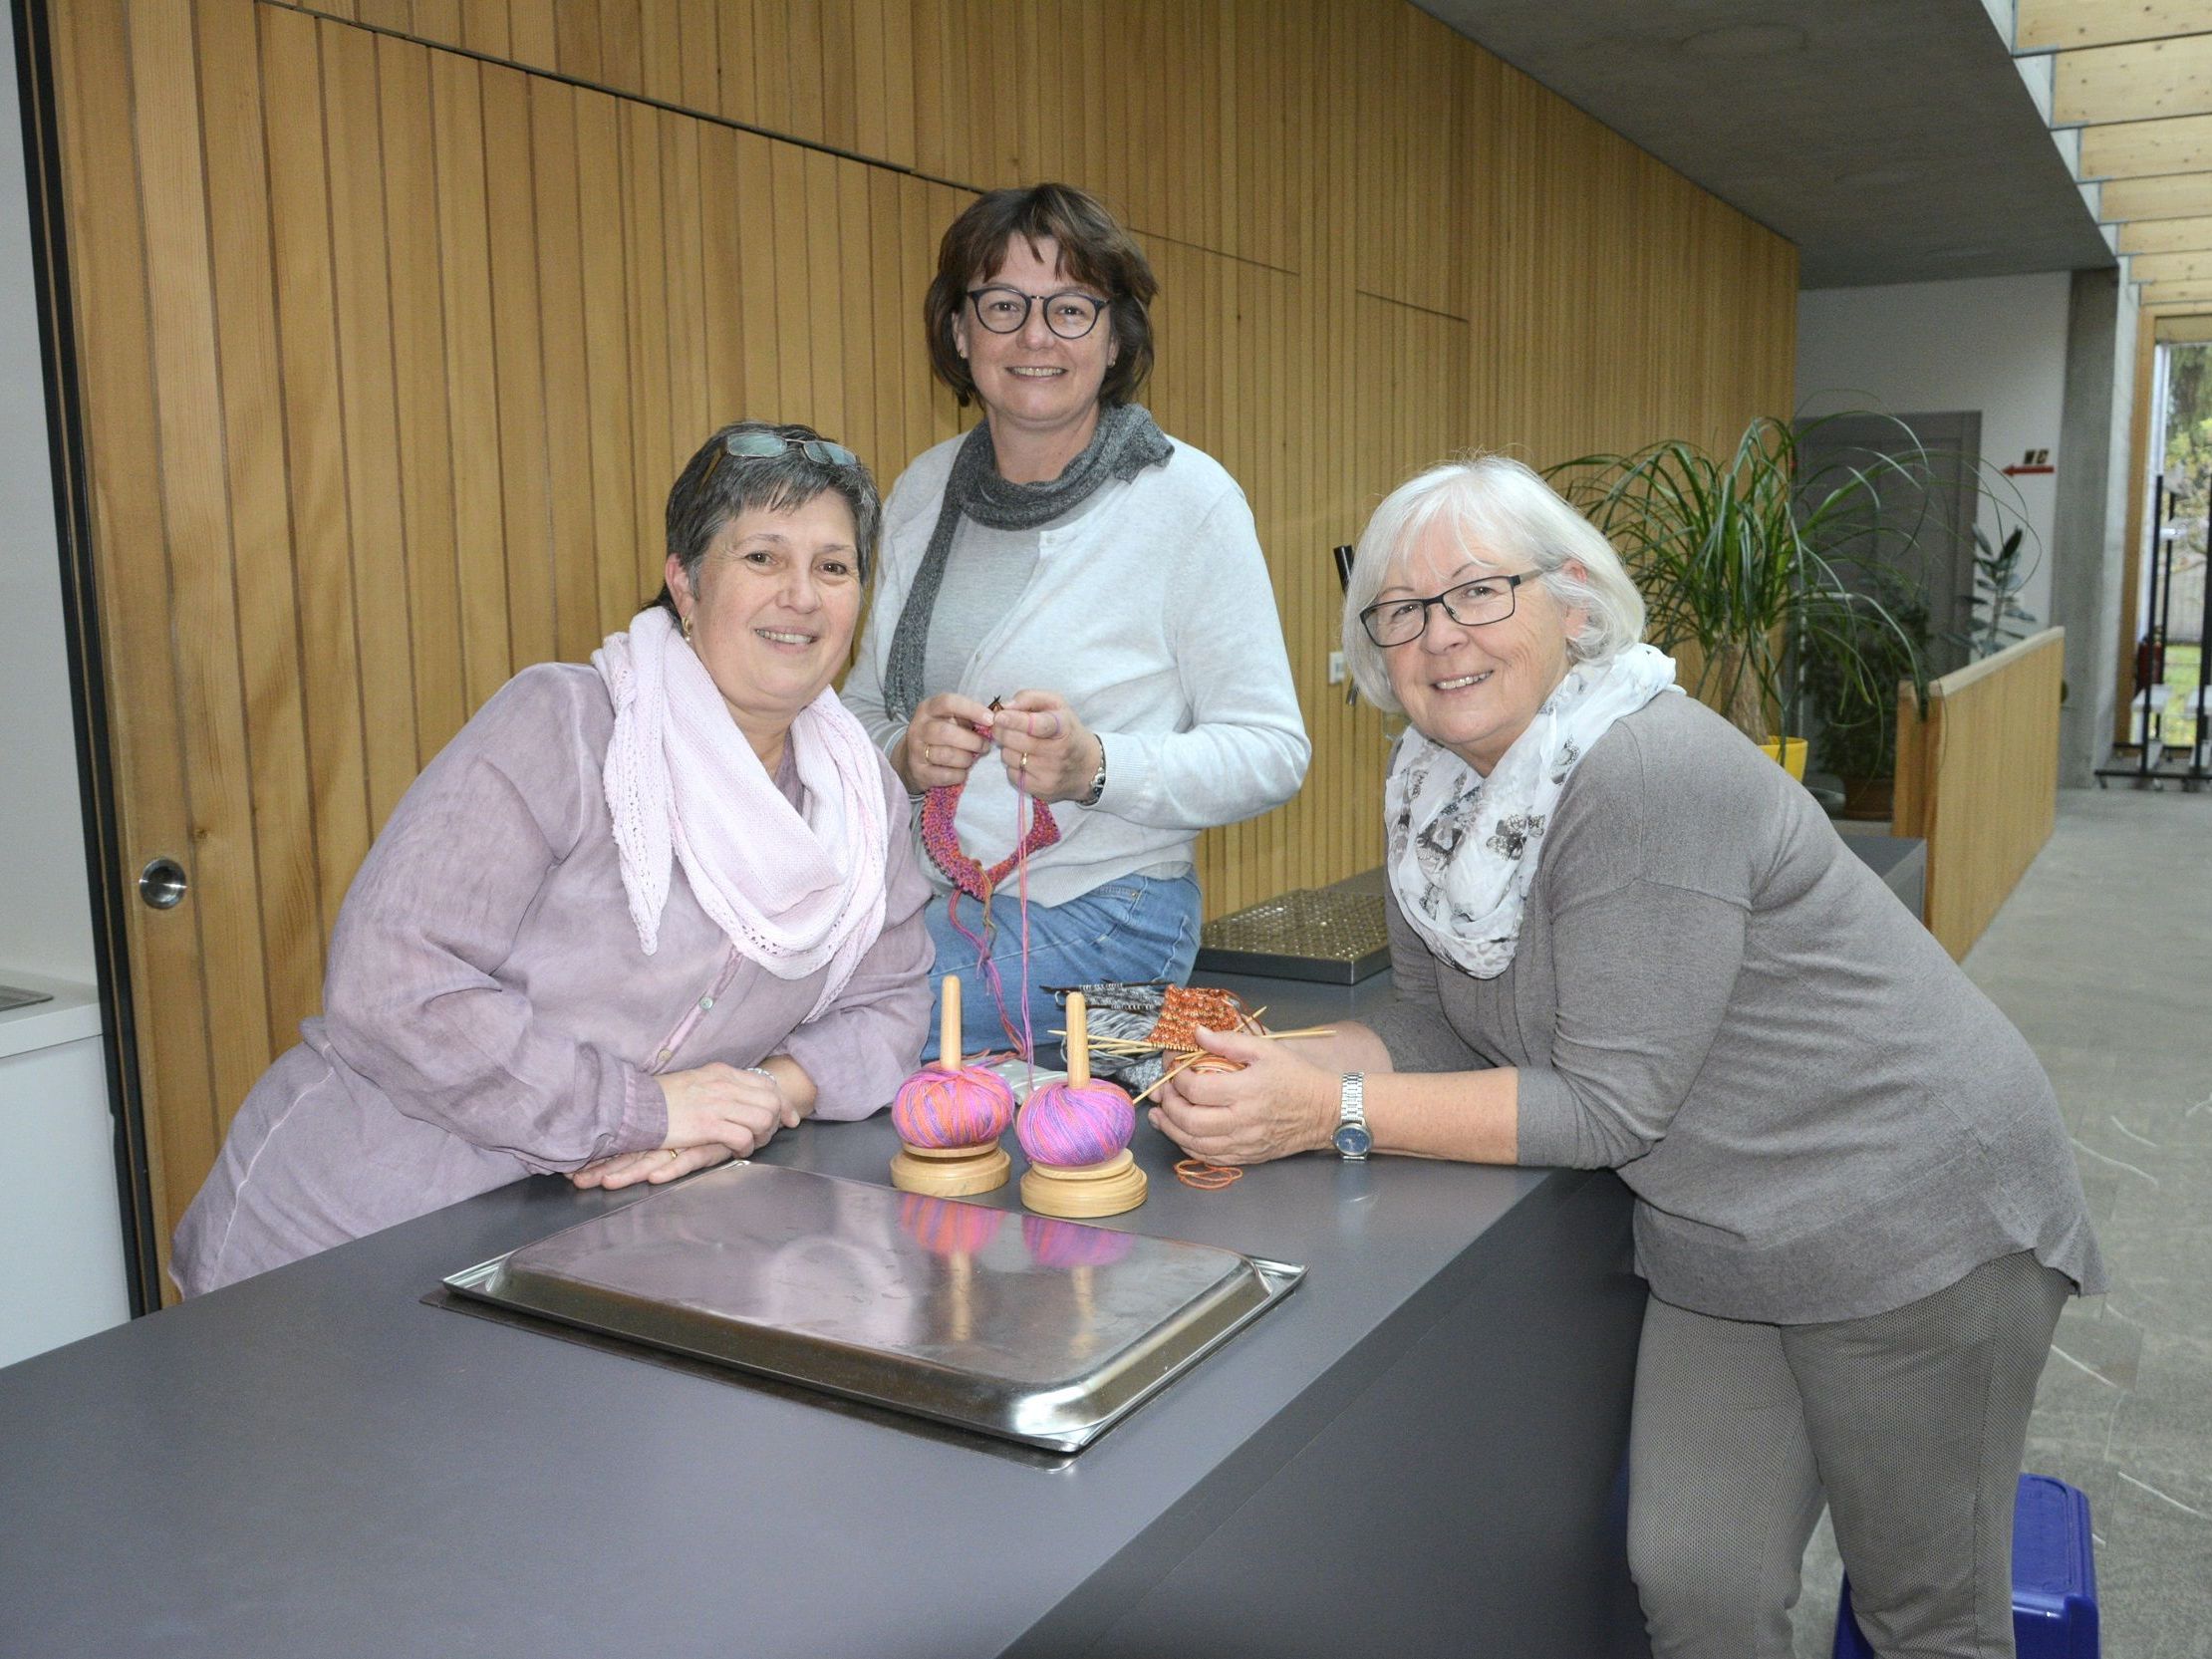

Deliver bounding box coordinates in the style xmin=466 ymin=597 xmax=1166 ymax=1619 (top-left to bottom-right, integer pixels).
xmin=1079 ymin=736 xmax=1108 ymax=807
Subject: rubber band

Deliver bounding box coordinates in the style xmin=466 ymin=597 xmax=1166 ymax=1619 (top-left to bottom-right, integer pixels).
xmin=1174 ymin=1158 xmax=1244 ymax=1191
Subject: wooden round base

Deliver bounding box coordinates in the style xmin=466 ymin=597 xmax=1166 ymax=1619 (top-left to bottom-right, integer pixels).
xmin=890 ymin=1139 xmax=1011 ymax=1197
xmin=1019 ymin=1149 xmax=1149 ymax=1219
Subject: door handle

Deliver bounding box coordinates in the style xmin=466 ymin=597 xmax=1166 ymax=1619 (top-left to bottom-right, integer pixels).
xmin=138 ymin=856 xmax=188 ymax=910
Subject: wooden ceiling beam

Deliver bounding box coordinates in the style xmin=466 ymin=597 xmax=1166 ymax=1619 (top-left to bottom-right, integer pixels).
xmin=2055 ymin=35 xmax=2212 ymax=125
xmin=2119 ymin=214 xmax=2212 ymax=254
xmin=2138 ymin=279 xmax=2212 ymax=304
xmin=2130 ymin=249 xmax=2212 ymax=283
xmin=2099 ymin=171 xmax=2212 ymax=222
xmin=2021 ymin=1 xmax=2212 ymax=52
xmin=2078 ymin=111 xmax=2212 ymax=178
xmin=2152 ymin=312 xmax=2212 ymax=343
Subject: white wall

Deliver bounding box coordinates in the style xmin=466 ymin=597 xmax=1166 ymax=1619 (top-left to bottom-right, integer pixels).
xmin=1797 ymin=272 xmax=2073 ymax=630
xmin=0 ymin=14 xmax=96 ymax=983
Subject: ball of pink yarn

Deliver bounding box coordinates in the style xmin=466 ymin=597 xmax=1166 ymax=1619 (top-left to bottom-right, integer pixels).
xmin=1021 ymin=1214 xmax=1136 ymax=1268
xmin=1016 ymin=1079 xmax=1136 ymax=1168
xmin=893 ymin=1064 xmax=1015 ymax=1148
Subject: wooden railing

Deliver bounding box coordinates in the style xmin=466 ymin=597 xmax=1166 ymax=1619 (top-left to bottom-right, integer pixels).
xmin=1892 ymin=629 xmax=2066 ymax=960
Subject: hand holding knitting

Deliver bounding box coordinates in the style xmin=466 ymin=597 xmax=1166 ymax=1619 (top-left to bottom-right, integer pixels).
xmin=995 ymin=690 xmax=1102 ymax=804
xmin=1148 ymin=1025 xmax=1338 ymax=1164
xmin=895 ymin=691 xmax=996 ymax=793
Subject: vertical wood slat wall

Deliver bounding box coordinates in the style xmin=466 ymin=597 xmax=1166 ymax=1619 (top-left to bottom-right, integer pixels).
xmin=1892 ymin=630 xmax=2066 ymax=961
xmin=50 ymin=0 xmax=1797 ymax=1274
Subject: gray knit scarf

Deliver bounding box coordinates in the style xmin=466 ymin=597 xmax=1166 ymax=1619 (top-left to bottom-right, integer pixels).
xmin=882 ymin=403 xmax=1174 ymax=722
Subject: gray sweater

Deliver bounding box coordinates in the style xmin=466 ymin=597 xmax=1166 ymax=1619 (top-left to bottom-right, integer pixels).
xmin=1364 ymin=692 xmax=2104 ymax=1324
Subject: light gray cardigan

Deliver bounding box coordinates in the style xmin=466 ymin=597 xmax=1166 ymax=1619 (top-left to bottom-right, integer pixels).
xmin=842 ymin=430 xmax=1310 ymax=907
xmin=1364 ymin=691 xmax=2104 ymax=1324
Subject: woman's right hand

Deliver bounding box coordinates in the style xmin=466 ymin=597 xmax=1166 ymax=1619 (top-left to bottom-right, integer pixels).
xmin=660 ymin=1061 xmax=798 ymax=1157
xmin=573 ymin=1063 xmax=803 ymax=1190
xmin=893 ymin=692 xmax=997 ymax=793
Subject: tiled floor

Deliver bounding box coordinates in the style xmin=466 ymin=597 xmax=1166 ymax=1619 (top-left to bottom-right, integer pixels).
xmin=1793 ymin=786 xmax=2212 ymax=1658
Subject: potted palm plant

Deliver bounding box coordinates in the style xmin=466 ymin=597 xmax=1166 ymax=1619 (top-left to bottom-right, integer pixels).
xmin=1548 ymin=415 xmax=1941 ymax=777
xmin=1804 ymin=563 xmax=1930 ymax=819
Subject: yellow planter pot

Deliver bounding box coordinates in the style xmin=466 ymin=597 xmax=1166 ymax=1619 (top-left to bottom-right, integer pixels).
xmin=1759 ymin=736 xmax=1808 ymax=780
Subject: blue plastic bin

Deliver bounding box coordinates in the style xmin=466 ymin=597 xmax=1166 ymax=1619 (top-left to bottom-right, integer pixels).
xmin=1833 ymin=1473 xmax=2097 ymax=1658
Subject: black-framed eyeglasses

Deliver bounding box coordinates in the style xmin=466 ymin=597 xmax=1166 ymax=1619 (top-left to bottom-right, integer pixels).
xmin=966 ymin=285 xmax=1110 ymax=340
xmin=705 ymin=430 xmax=859 ymax=483
xmin=1359 ymin=572 xmax=1531 ymax=648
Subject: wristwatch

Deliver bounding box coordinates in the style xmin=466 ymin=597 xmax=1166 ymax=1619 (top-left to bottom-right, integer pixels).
xmin=1078 ymin=735 xmax=1108 ymax=807
xmin=1333 ymin=1072 xmax=1372 ymax=1160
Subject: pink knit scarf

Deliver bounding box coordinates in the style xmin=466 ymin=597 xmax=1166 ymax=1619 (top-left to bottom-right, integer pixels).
xmin=593 ymin=608 xmax=889 ymax=1023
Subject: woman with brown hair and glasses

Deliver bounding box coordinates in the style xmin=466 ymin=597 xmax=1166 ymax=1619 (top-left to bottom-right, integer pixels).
xmin=844 ymin=183 xmax=1308 ymax=1060
xmin=173 ymin=421 xmax=932 ymax=1293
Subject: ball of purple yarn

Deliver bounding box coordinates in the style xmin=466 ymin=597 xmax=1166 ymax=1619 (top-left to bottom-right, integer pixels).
xmin=1016 ymin=1079 xmax=1136 ymax=1168
xmin=892 ymin=1065 xmax=1015 ymax=1148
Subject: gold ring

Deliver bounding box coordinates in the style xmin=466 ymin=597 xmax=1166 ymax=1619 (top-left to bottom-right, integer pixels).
xmin=1017 ymin=751 xmax=1027 ymax=771
xmin=666 ymin=1146 xmax=682 ymax=1161
xmin=925 ymin=743 xmax=937 ymax=765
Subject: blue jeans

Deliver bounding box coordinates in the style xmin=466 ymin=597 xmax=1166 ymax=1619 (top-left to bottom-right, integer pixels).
xmin=920 ymin=872 xmax=1202 ymax=1063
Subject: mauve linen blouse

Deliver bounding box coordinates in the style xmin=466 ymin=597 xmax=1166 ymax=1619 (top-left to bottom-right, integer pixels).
xmin=171 ymin=665 xmax=934 ymax=1295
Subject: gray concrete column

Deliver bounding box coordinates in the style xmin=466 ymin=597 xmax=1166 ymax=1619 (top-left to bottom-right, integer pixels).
xmin=2052 ymin=267 xmax=2134 ymax=786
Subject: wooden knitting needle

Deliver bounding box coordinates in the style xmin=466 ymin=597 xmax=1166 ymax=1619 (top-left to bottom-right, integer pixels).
xmin=1129 ymin=1050 xmax=1208 ymax=1108
xmin=942 ymin=974 xmax=962 ymax=1071
xmin=1065 ymin=990 xmax=1091 ymax=1089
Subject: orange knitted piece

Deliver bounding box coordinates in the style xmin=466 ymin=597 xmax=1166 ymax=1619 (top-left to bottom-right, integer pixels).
xmin=1145 ymin=985 xmax=1257 ymax=1049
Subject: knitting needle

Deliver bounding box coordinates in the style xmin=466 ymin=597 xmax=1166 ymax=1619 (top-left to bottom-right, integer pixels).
xmin=1129 ymin=1051 xmax=1210 ymax=1108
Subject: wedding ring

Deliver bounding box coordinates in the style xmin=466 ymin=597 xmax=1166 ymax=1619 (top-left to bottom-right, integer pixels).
xmin=925 ymin=743 xmax=938 ymax=765
xmin=666 ymin=1147 xmax=682 ymax=1161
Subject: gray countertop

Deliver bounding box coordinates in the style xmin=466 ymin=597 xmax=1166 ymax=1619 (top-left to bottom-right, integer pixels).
xmin=0 ymin=967 xmax=1650 ymax=1658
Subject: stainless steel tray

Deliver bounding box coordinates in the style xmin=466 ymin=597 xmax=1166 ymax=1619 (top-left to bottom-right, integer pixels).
xmin=442 ymin=1163 xmax=1302 ymax=1453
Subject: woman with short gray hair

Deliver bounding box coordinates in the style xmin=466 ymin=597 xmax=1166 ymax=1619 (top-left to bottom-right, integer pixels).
xmin=174 ymin=420 xmax=932 ymax=1293
xmin=1153 ymin=453 xmax=2102 ymax=1658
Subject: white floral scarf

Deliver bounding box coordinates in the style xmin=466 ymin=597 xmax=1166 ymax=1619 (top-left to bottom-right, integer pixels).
xmin=1385 ymin=644 xmax=1680 ymax=978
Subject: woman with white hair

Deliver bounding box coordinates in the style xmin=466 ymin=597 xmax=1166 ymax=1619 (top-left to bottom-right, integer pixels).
xmin=1151 ymin=454 xmax=2102 ymax=1659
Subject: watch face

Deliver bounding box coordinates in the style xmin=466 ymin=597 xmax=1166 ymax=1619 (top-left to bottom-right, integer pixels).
xmin=1333 ymin=1122 xmax=1373 ymax=1159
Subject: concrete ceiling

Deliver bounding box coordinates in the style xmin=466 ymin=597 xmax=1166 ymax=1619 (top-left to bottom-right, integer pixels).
xmin=1412 ymin=0 xmax=2117 ymax=290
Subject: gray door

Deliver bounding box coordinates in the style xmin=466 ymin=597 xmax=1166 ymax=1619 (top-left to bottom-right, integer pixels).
xmin=1795 ymin=411 xmax=1982 ymax=677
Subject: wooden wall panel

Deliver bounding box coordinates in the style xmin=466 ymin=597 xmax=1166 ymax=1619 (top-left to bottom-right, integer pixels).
xmin=269 ymin=0 xmax=924 ymax=166
xmin=1893 ymin=631 xmax=2065 ymax=961
xmin=58 ymin=0 xmax=1796 ymax=1279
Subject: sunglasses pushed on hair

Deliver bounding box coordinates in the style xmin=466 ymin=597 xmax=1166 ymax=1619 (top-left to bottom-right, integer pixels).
xmin=705 ymin=430 xmax=860 ymax=480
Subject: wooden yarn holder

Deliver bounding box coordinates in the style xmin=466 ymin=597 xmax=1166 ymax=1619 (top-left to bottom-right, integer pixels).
xmin=1018 ymin=990 xmax=1148 ymax=1220
xmin=893 ymin=1139 xmax=1013 ymax=1198
xmin=1019 ymin=1148 xmax=1148 ymax=1218
xmin=890 ymin=976 xmax=1011 ymax=1198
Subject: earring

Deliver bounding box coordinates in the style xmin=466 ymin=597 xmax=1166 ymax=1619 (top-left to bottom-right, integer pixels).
xmin=682 ymin=611 xmax=695 ymax=644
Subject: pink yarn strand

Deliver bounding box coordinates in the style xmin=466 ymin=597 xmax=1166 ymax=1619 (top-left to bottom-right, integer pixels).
xmin=1016 ymin=786 xmax=1036 ymax=1085
xmin=941 ymin=775 xmax=1046 ymax=1069
xmin=947 ymin=889 xmax=1023 ymax=1060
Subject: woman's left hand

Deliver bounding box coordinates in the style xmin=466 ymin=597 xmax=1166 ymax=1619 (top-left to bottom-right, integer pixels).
xmin=1147 ymin=1025 xmax=1339 ymax=1165
xmin=992 ymin=690 xmax=1101 ymax=804
xmin=570 ymin=1142 xmax=733 ymax=1191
